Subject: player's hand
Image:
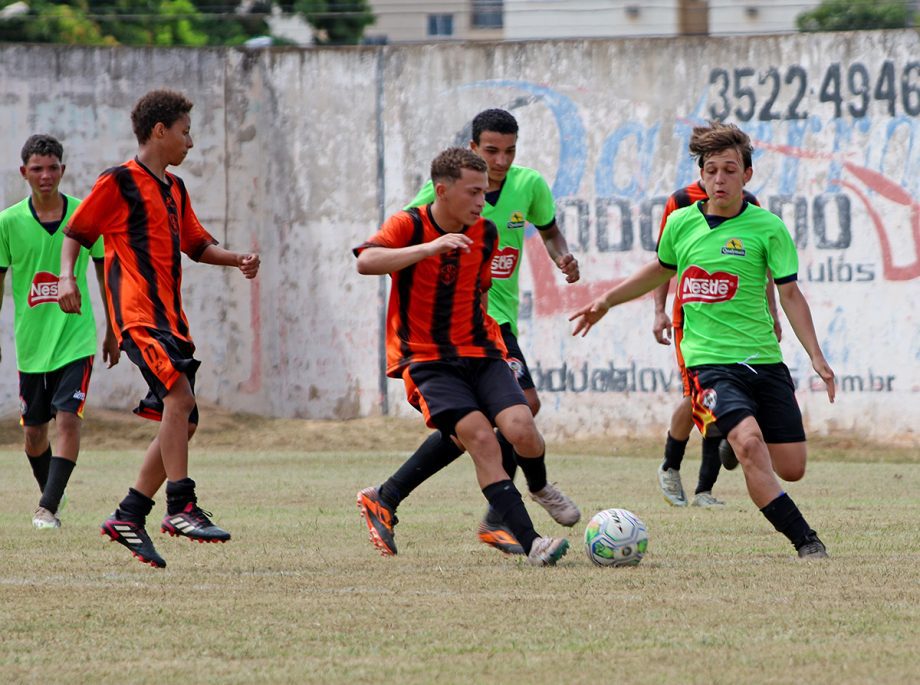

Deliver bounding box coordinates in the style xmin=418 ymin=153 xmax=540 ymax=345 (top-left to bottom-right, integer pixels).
xmin=653 ymin=311 xmax=672 ymax=345
xmin=426 ymin=233 xmax=473 ymax=257
xmin=102 ymin=328 xmax=120 ymax=368
xmin=57 ymin=275 xmax=81 ymax=314
xmin=812 ymin=354 xmax=835 ymax=403
xmin=555 ymin=253 xmax=580 ymax=283
xmin=569 ymin=298 xmax=610 ymax=337
xmin=239 ymin=253 xmax=260 ymax=279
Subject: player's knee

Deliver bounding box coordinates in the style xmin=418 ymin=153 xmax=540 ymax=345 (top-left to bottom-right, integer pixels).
xmin=734 ymin=433 xmax=767 ymax=466
xmin=776 ymin=460 xmax=806 ymax=482
xmin=23 ymin=426 xmax=47 ymax=453
xmin=463 ymin=425 xmax=499 ymax=456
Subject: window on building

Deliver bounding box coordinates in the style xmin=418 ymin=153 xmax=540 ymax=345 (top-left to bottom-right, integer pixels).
xmin=428 ymin=13 xmax=454 ymax=36
xmin=471 ymin=0 xmax=503 ymax=29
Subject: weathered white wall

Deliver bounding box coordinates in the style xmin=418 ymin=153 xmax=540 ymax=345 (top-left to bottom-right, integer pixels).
xmin=0 ymin=31 xmax=917 ymax=443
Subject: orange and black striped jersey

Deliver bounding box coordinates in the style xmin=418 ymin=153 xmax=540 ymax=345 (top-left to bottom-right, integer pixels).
xmin=658 ymin=181 xmax=759 ymax=327
xmin=354 ymin=205 xmax=507 ymax=377
xmin=65 ymin=158 xmax=217 ymax=344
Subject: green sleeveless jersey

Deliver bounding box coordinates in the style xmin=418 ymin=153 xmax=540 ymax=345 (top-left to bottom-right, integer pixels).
xmin=657 ymin=202 xmax=798 ymax=367
xmin=407 ymin=165 xmax=556 ymax=335
xmin=0 ymin=194 xmax=103 ymax=372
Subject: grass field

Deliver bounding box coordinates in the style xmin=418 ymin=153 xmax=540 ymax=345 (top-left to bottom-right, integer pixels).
xmin=1 ymin=416 xmax=918 ymax=684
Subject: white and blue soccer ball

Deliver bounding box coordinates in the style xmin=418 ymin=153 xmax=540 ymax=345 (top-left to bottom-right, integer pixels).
xmin=584 ymin=508 xmax=648 ymax=567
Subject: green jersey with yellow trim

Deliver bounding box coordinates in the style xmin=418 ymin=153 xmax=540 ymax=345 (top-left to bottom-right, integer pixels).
xmin=0 ymin=194 xmax=103 ymax=372
xmin=407 ymin=165 xmax=556 ymax=336
xmin=657 ymin=201 xmax=798 ymax=367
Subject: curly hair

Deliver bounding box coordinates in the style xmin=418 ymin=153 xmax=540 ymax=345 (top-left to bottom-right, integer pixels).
xmin=430 ymin=147 xmax=488 ymax=184
xmin=21 ymin=134 xmax=63 ymax=165
xmin=689 ymin=121 xmax=753 ymax=169
xmin=131 ymin=89 xmax=193 ymax=144
xmin=471 ymin=108 xmax=518 ymax=144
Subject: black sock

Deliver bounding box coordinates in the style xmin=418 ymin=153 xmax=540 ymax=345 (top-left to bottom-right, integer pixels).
xmin=27 ymin=446 xmax=52 ymax=492
xmin=662 ymin=433 xmax=688 ymax=471
xmin=696 ymin=436 xmax=722 ymax=494
xmin=760 ymin=492 xmax=814 ymax=549
xmin=379 ymin=431 xmax=463 ymax=509
xmin=38 ymin=457 xmax=75 ymax=514
xmin=495 ymin=431 xmax=518 ymax=482
xmin=116 ymin=488 xmax=156 ymax=525
xmin=516 ymin=452 xmax=547 ymax=493
xmin=482 ymin=479 xmax=539 ymax=554
xmin=165 ymin=477 xmax=197 ymax=515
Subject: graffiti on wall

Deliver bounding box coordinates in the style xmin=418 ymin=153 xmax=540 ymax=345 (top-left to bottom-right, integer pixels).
xmin=458 ymin=68 xmax=919 ymax=397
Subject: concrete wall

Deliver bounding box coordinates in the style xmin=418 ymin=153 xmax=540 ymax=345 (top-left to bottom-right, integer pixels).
xmin=0 ymin=30 xmax=918 ymax=444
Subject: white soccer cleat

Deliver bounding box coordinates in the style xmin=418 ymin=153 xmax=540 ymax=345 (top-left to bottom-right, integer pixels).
xmin=529 ymin=483 xmax=581 ymax=526
xmin=527 ymin=536 xmax=570 ymax=566
xmin=32 ymin=506 xmax=61 ymax=529
xmin=657 ymin=465 xmax=687 ymax=507
xmin=691 ymin=491 xmax=726 ymax=508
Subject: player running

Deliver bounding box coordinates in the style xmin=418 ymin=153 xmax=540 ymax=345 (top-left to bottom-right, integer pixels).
xmin=58 ymin=89 xmax=260 ymax=568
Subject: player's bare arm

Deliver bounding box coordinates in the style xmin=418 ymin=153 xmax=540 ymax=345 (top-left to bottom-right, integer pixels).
xmin=94 ymin=260 xmax=120 ymax=367
xmin=652 ymin=280 xmax=672 ymax=345
xmin=357 ymin=233 xmax=473 ymax=276
xmin=777 ymin=281 xmax=835 ymax=403
xmin=570 ymin=260 xmax=674 ymax=337
xmin=57 ymin=235 xmax=82 ymax=314
xmin=538 ymin=223 xmax=579 ymax=283
xmin=198 ymin=245 xmax=261 ymax=279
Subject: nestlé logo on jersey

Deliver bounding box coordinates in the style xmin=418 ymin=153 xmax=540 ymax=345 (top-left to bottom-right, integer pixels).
xmin=507 ymin=211 xmax=526 ymax=230
xmin=679 ymin=265 xmax=738 ymax=304
xmin=28 ymin=271 xmax=60 ymax=307
xmin=721 ymin=238 xmax=746 ymax=256
xmin=491 ymin=246 xmax=519 ymax=279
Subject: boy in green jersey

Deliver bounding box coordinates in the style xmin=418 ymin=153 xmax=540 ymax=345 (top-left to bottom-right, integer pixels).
xmin=357 ymin=109 xmax=582 ymax=557
xmin=571 ymin=121 xmax=835 ymax=559
xmin=0 ymin=134 xmax=119 ymax=528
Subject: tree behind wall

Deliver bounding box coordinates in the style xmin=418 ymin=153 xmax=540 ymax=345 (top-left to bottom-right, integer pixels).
xmin=796 ymin=0 xmax=915 ymax=31
xmin=293 ymin=0 xmax=374 ymax=45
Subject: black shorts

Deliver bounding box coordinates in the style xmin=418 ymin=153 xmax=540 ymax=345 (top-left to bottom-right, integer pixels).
xmin=19 ymin=356 xmax=94 ymax=425
xmin=121 ymin=327 xmax=200 ymax=425
xmin=687 ymin=362 xmax=805 ymax=443
xmin=404 ymin=357 xmax=528 ymax=436
xmin=499 ymin=323 xmax=535 ymax=391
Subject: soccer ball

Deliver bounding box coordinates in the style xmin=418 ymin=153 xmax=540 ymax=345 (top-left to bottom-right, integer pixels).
xmin=584 ymin=508 xmax=648 ymax=567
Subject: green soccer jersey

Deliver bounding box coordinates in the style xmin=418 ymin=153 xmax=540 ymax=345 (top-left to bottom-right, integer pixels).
xmin=0 ymin=194 xmax=103 ymax=372
xmin=657 ymin=201 xmax=798 ymax=367
xmin=407 ymin=165 xmax=556 ymax=336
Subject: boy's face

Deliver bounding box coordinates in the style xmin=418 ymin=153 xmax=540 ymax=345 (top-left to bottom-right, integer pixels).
xmin=470 ymin=130 xmax=517 ymax=187
xmin=20 ymin=154 xmax=64 ymax=198
xmin=154 ymin=113 xmax=194 ymax=166
xmin=436 ymin=168 xmax=488 ymax=227
xmin=699 ymin=147 xmax=752 ymax=215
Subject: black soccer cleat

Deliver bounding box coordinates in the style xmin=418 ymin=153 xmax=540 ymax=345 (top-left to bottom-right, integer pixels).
xmin=101 ymin=515 xmax=166 ymax=569
xmin=718 ymin=439 xmax=739 ymax=471
xmin=161 ymin=503 xmax=231 ymax=543
xmin=796 ymin=532 xmax=829 ymax=559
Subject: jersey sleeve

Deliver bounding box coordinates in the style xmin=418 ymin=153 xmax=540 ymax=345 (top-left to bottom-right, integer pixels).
xmin=656 ymin=193 xmax=681 ymax=242
xmin=404 ymin=181 xmax=435 ymax=210
xmin=525 ymin=173 xmax=556 ymax=229
xmin=178 ymin=190 xmax=218 ymax=262
xmin=65 ymin=171 xmax=123 ymax=248
xmin=657 ymin=213 xmax=678 ymax=270
xmin=353 ymin=211 xmax=418 ymax=256
xmin=767 ymin=222 xmax=799 ymax=283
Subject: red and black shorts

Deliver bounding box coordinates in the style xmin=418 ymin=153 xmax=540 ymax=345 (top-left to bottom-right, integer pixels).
xmin=402 ymin=357 xmax=528 ymax=436
xmin=687 ymin=362 xmax=805 ymax=443
xmin=121 ymin=327 xmax=200 ymax=425
xmin=19 ymin=356 xmax=94 ymax=426
xmin=499 ymin=323 xmax=535 ymax=391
